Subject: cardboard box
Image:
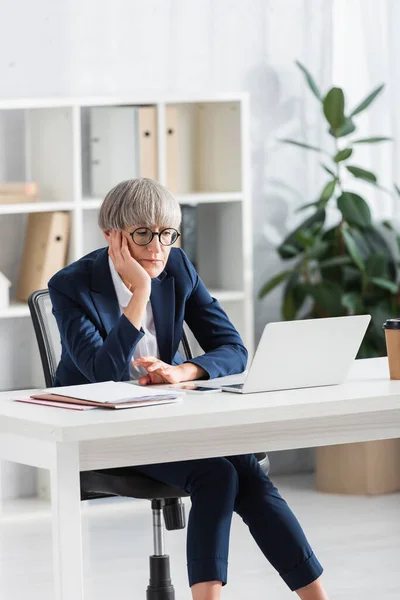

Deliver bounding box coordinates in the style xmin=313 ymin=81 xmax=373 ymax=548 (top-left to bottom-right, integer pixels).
xmin=17 ymin=212 xmax=70 ymax=301
xmin=316 ymin=439 xmax=400 ymax=495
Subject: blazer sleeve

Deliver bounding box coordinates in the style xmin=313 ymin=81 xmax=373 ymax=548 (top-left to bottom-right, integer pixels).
xmin=48 ymin=277 xmax=145 ymax=383
xmin=181 ymin=251 xmax=248 ymax=379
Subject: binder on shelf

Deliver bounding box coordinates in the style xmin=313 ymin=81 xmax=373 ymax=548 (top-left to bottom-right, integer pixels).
xmin=166 ymin=105 xmax=178 ymax=192
xmin=180 ymin=204 xmax=197 ymax=269
xmin=90 ymin=107 xmax=141 ymax=197
xmin=17 ymin=211 xmax=70 ymax=302
xmin=89 ymin=106 xmax=158 ymax=196
xmin=0 ymin=182 xmax=38 ymax=204
xmin=138 ymin=106 xmax=158 ymax=180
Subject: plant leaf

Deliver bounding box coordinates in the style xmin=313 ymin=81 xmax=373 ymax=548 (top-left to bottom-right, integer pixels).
xmin=280 ymin=244 xmax=299 ymax=257
xmin=279 ymin=138 xmax=324 ymax=153
xmin=278 ymin=209 xmax=326 ymax=259
xmin=309 ymin=239 xmax=329 ymax=259
xmin=370 ymin=277 xmax=398 ymax=294
xmin=329 ymin=117 xmax=356 ymax=138
xmin=303 ymin=281 xmax=345 ymax=317
xmin=296 ymin=201 xmax=320 ymax=213
xmin=295 ymin=230 xmax=314 ymax=248
xmin=363 ymin=226 xmax=397 ymax=280
xmin=283 ymin=273 xmax=308 ymax=319
xmin=337 ymin=192 xmax=372 ymax=228
xmin=353 ymin=136 xmax=392 ymax=144
xmin=342 ymin=228 xmax=366 ymax=271
xmin=319 ymin=256 xmax=352 ymax=269
xmin=382 ymin=220 xmax=394 ymax=231
xmin=366 ymin=253 xmax=388 ymax=278
xmin=282 ymin=291 xmax=297 ymax=320
xmin=323 ymin=87 xmax=346 ymax=129
xmin=295 ymin=60 xmax=322 ymax=101
xmin=258 ymin=270 xmax=292 ymax=299
xmin=342 ymin=292 xmax=363 ymax=314
xmin=346 ymin=165 xmax=377 ymax=183
xmin=394 ymin=183 xmax=400 ymax=198
xmin=321 ymin=163 xmax=337 ymax=178
xmin=319 ymin=179 xmax=336 ymax=202
xmin=350 ymin=84 xmax=385 ymax=117
xmin=333 ymin=148 xmax=353 ymax=163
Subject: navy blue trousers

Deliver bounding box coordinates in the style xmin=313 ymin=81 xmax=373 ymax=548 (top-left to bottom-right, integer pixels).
xmin=134 ymin=454 xmax=323 ymax=589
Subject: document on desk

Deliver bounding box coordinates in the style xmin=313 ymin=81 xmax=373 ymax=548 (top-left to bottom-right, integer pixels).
xmin=28 ymin=381 xmax=183 ymax=410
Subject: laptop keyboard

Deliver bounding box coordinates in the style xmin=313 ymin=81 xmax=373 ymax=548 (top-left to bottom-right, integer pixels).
xmin=226 ymin=383 xmax=244 ymax=389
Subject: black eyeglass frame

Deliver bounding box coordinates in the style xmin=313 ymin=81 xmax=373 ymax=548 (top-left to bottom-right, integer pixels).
xmin=128 ymin=227 xmax=181 ymax=246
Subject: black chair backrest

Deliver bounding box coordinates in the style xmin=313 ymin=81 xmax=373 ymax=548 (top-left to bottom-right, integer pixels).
xmin=28 ymin=290 xmax=62 ymax=387
xmin=28 ymin=289 xmax=193 ymax=387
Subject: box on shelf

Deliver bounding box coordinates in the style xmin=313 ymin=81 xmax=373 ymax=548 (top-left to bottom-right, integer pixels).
xmin=0 ymin=272 xmax=11 ymax=309
xmin=17 ymin=211 xmax=70 ymax=302
xmin=0 ymin=182 xmax=38 ymax=204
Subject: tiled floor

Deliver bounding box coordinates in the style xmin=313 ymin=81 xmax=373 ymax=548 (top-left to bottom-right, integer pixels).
xmin=0 ymin=474 xmax=399 ymax=599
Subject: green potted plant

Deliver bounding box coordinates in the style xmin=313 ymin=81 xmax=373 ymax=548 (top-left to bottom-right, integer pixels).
xmin=259 ymin=61 xmax=400 ymax=358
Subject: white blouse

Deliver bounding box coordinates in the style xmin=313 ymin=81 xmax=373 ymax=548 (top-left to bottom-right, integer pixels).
xmin=108 ymin=256 xmax=159 ymax=380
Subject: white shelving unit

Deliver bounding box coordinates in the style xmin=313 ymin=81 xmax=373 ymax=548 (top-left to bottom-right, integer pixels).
xmin=0 ymin=93 xmax=254 ymax=394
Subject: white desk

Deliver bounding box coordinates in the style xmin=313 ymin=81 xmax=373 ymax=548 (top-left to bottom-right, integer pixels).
xmin=0 ymin=357 xmax=399 ymax=599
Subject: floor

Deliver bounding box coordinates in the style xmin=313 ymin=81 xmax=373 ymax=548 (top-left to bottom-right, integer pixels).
xmin=0 ymin=474 xmax=399 ymax=600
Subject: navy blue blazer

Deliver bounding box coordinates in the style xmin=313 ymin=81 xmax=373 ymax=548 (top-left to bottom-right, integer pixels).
xmin=48 ymin=247 xmax=248 ymax=386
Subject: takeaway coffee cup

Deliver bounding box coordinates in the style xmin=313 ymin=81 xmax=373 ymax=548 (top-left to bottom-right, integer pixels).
xmin=383 ymin=318 xmax=400 ymax=379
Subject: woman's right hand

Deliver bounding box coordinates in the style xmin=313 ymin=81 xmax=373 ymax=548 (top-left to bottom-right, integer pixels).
xmin=108 ymin=231 xmax=151 ymax=293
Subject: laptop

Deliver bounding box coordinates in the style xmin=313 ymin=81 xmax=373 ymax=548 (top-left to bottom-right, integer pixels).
xmin=221 ymin=314 xmax=371 ymax=394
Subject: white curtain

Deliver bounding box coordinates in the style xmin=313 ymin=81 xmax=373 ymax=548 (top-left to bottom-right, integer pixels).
xmin=332 ymin=0 xmax=400 ymax=222
xmin=253 ymin=0 xmax=334 ymax=341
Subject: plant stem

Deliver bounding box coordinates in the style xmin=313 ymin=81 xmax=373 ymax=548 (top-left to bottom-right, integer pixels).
xmin=334 ymin=138 xmax=343 ymax=194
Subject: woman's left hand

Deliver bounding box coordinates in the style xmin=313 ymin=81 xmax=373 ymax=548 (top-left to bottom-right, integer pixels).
xmin=133 ymin=357 xmax=184 ymax=386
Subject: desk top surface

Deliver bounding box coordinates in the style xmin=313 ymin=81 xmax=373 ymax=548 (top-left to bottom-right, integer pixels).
xmin=1 ymin=357 xmax=400 ymax=443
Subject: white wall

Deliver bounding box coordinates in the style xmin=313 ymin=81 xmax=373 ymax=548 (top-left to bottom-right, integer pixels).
xmin=0 ymin=0 xmax=334 ymax=347
xmin=0 ymin=0 xmax=334 ymax=489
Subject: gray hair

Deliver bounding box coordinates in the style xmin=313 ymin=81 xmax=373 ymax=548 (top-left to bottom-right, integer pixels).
xmin=98 ymin=178 xmax=182 ymax=231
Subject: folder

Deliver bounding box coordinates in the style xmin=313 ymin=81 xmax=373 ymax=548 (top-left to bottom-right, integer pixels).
xmin=17 ymin=211 xmax=70 ymax=301
xmin=90 ymin=107 xmax=140 ymax=196
xmin=138 ymin=107 xmax=158 ymax=180
xmin=166 ymin=106 xmax=178 ymax=192
xmin=27 ymin=381 xmax=182 ymax=410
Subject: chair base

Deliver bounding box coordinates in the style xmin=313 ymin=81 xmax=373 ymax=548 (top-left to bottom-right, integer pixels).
xmin=146 ymin=555 xmax=175 ymax=600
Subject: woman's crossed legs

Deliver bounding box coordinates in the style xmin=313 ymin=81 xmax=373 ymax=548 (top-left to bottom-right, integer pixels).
xmin=133 ymin=454 xmax=328 ymax=600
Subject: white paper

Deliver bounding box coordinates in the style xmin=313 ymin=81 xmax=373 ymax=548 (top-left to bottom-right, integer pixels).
xmin=43 ymin=381 xmax=182 ymax=404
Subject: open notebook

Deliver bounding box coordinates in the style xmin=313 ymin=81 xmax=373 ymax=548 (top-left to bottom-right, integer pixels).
xmin=16 ymin=381 xmax=183 ymax=410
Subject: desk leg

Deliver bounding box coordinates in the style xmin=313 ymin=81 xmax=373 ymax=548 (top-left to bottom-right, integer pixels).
xmin=50 ymin=442 xmax=84 ymax=600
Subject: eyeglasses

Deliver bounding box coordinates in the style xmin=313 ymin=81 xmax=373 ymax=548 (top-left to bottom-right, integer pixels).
xmin=129 ymin=227 xmax=180 ymax=246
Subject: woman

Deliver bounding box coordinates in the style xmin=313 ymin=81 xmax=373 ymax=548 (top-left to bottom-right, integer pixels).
xmin=49 ymin=178 xmax=329 ymax=600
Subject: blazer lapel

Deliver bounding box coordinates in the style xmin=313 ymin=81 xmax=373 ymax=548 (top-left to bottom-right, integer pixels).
xmin=150 ymin=275 xmax=175 ymax=364
xmin=90 ymin=248 xmax=121 ymax=335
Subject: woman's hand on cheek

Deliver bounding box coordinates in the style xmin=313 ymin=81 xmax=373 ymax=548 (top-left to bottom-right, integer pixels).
xmin=108 ymin=230 xmax=151 ymax=293
xmin=133 ymin=357 xmax=185 ymax=386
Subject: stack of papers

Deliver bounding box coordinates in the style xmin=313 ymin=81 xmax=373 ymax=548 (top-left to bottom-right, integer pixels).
xmin=15 ymin=381 xmax=182 ymax=410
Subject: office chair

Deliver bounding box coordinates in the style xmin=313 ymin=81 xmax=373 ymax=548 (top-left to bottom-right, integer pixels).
xmin=29 ymin=288 xmax=270 ymax=600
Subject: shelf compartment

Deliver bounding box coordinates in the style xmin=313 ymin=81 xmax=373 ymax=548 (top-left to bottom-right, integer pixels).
xmin=166 ymin=102 xmax=242 ymax=194
xmin=25 ymin=108 xmax=75 ymax=203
